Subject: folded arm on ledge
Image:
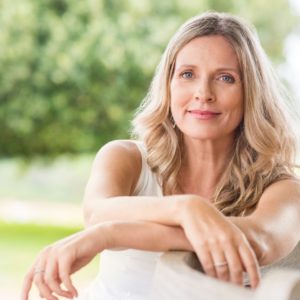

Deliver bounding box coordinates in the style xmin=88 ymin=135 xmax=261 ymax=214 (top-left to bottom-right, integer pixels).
xmin=83 ymin=141 xmax=300 ymax=267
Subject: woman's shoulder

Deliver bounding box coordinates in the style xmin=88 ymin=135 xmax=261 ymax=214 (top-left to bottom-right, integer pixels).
xmin=96 ymin=139 xmax=142 ymax=160
xmin=93 ymin=139 xmax=143 ymax=179
xmin=262 ymin=178 xmax=300 ymax=197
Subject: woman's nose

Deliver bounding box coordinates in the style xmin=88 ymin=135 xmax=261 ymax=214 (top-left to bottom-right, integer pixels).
xmin=194 ymin=79 xmax=215 ymax=103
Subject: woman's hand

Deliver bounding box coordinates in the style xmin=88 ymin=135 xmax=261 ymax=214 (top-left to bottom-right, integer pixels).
xmin=21 ymin=224 xmax=111 ymax=300
xmin=179 ymin=197 xmax=261 ymax=289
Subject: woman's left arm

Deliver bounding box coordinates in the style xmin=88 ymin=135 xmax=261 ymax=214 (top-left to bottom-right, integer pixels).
xmin=229 ymin=179 xmax=300 ymax=266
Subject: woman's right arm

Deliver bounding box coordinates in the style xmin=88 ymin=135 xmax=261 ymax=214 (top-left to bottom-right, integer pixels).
xmin=21 ymin=221 xmax=193 ymax=300
xmin=83 ymin=140 xmax=189 ymax=227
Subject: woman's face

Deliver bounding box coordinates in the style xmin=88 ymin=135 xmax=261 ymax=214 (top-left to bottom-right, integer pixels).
xmin=170 ymin=35 xmax=243 ymax=142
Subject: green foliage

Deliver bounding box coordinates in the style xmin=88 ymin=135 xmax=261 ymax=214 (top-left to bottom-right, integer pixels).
xmin=0 ymin=220 xmax=81 ymax=245
xmin=0 ymin=0 xmax=297 ymax=158
xmin=0 ymin=221 xmax=99 ymax=293
xmin=0 ymin=221 xmax=79 ymax=286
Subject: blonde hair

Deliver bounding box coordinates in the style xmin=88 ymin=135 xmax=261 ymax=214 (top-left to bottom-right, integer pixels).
xmin=132 ymin=12 xmax=297 ymax=216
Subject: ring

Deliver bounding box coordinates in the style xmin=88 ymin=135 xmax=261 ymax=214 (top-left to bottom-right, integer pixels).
xmin=34 ymin=268 xmax=45 ymax=274
xmin=214 ymin=261 xmax=228 ymax=267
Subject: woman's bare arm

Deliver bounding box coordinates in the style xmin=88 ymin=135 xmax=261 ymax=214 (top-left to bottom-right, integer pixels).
xmin=84 ymin=141 xmax=300 ymax=265
xmin=83 ymin=140 xmax=191 ymax=226
xmin=230 ymin=179 xmax=300 ymax=266
xmin=21 ymin=221 xmax=193 ymax=300
xmin=83 ymin=140 xmax=261 ymax=288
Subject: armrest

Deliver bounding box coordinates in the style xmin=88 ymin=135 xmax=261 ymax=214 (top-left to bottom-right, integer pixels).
xmin=150 ymin=251 xmax=300 ymax=300
xmin=254 ymin=269 xmax=300 ymax=300
xmin=150 ymin=251 xmax=252 ymax=300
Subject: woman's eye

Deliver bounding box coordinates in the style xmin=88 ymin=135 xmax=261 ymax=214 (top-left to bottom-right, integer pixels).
xmin=180 ymin=71 xmax=193 ymax=79
xmin=219 ymin=74 xmax=235 ymax=83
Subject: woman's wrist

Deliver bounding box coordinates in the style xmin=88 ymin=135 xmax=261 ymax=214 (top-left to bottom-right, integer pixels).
xmin=175 ymin=194 xmax=203 ymax=225
xmin=91 ymin=222 xmax=116 ymax=251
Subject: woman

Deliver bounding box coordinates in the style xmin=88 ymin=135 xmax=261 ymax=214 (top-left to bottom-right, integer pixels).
xmin=22 ymin=12 xmax=300 ymax=300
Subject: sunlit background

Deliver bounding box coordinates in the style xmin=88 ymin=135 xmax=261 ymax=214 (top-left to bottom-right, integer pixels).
xmin=0 ymin=0 xmax=299 ymax=299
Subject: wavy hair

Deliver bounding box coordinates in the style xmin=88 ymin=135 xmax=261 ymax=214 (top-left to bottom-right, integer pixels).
xmin=131 ymin=12 xmax=298 ymax=216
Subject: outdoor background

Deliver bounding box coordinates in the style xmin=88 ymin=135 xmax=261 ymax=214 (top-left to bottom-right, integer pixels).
xmin=1 ymin=0 xmax=300 ymax=299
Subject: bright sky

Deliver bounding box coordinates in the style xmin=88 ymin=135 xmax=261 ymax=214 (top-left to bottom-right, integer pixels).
xmin=284 ymin=34 xmax=300 ymax=100
xmin=286 ymin=0 xmax=300 ymax=102
xmin=284 ymin=0 xmax=300 ymax=153
xmin=290 ymin=0 xmax=300 ymax=13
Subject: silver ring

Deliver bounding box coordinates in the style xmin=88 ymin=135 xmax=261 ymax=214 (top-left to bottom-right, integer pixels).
xmin=214 ymin=261 xmax=228 ymax=267
xmin=34 ymin=268 xmax=45 ymax=274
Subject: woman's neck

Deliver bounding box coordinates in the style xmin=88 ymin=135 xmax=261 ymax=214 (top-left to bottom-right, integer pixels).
xmin=177 ymin=137 xmax=233 ymax=199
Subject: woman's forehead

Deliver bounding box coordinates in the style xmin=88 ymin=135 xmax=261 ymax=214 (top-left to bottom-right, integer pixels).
xmin=174 ymin=35 xmax=240 ymax=71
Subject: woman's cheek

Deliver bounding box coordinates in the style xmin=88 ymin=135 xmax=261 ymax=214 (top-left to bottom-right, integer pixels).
xmin=171 ymin=84 xmax=192 ymax=105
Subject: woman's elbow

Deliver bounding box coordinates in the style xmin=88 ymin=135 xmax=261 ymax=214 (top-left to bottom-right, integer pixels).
xmin=83 ymin=205 xmax=95 ymax=228
xmin=259 ymin=232 xmax=299 ymax=266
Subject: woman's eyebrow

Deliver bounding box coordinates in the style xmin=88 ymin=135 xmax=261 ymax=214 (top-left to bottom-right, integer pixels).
xmin=175 ymin=64 xmax=197 ymax=70
xmin=215 ymin=67 xmax=240 ymax=73
xmin=175 ymin=64 xmax=240 ymax=74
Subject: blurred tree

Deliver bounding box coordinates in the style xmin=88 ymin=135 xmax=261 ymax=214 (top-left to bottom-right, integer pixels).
xmin=0 ymin=0 xmax=297 ymax=158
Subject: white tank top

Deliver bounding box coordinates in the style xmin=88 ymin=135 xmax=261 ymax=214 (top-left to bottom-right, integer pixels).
xmin=79 ymin=141 xmax=163 ymax=300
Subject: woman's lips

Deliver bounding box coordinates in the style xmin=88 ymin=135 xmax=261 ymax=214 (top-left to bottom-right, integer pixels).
xmin=187 ymin=110 xmax=221 ymax=120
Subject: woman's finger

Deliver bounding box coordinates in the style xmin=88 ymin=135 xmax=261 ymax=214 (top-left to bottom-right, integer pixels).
xmin=44 ymin=258 xmax=74 ymax=298
xmin=33 ymin=272 xmax=59 ymax=300
xmin=58 ymin=256 xmax=78 ymax=298
xmin=210 ymin=243 xmax=230 ymax=282
xmin=21 ymin=254 xmax=47 ymax=300
xmin=21 ymin=268 xmax=34 ymax=300
xmin=239 ymin=243 xmax=261 ymax=289
xmin=30 ymin=254 xmax=60 ymax=300
xmin=193 ymin=242 xmax=217 ymax=278
xmin=224 ymin=243 xmax=244 ymax=286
